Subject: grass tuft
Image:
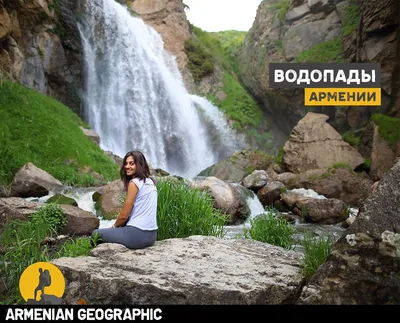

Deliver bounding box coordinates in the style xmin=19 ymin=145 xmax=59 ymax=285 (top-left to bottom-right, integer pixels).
xmin=300 ymin=232 xmax=334 ymax=279
xmin=244 ymin=207 xmax=295 ymax=250
xmin=156 ymin=180 xmax=227 ymax=240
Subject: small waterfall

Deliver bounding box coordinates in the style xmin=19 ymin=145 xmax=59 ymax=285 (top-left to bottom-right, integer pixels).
xmin=245 ymin=191 xmax=266 ymax=221
xmin=77 ymin=0 xmax=244 ymax=177
xmin=224 ymin=191 xmax=266 ymax=239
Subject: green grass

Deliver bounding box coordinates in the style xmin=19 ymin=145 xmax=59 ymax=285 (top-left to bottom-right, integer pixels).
xmin=156 ymin=180 xmax=228 ymax=240
xmin=55 ymin=234 xmax=99 ymax=258
xmin=328 ymin=162 xmax=354 ymax=172
xmin=0 ymin=80 xmax=119 ymax=186
xmin=295 ymin=38 xmax=345 ymax=63
xmin=300 ymin=232 xmax=334 ymax=279
xmin=207 ymin=72 xmax=263 ymax=130
xmin=342 ymin=131 xmax=361 ymax=147
xmin=371 ymin=114 xmax=400 ymax=149
xmin=0 ymin=203 xmax=98 ymax=304
xmin=244 ymin=207 xmax=295 ymax=250
xmin=342 ymin=0 xmax=361 ymax=36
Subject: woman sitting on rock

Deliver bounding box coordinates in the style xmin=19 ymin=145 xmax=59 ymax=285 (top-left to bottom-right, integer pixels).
xmin=91 ymin=151 xmax=158 ymax=249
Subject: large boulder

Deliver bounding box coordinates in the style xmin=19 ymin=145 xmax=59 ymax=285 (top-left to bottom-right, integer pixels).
xmin=297 ymin=158 xmax=400 ymax=304
xmin=0 ymin=197 xmax=99 ymax=236
xmin=96 ymin=180 xmax=125 ymax=220
xmin=284 ymin=167 xmax=374 ymax=206
xmin=283 ymin=113 xmax=364 ymax=173
xmin=80 ymin=126 xmax=100 ymax=146
xmin=52 ymin=235 xmax=304 ymax=304
xmin=11 ymin=162 xmax=62 ymax=197
xmin=257 ymin=181 xmax=285 ymax=206
xmin=242 ymin=170 xmax=269 ymax=190
xmin=280 ymin=190 xmax=349 ymax=224
xmin=185 ymin=177 xmax=251 ymax=224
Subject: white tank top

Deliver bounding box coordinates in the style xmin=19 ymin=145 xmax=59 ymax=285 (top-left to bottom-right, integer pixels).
xmin=125 ymin=177 xmax=158 ymax=230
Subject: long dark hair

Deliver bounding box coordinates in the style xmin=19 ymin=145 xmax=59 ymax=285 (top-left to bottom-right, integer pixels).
xmin=120 ymin=151 xmax=151 ymax=190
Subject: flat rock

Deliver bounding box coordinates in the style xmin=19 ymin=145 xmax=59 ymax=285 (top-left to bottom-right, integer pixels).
xmin=52 ymin=235 xmax=304 ymax=304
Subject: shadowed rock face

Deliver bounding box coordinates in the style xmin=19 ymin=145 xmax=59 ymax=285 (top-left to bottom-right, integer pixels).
xmin=297 ymin=158 xmax=400 ymax=304
xmin=52 ymin=236 xmax=305 ymax=305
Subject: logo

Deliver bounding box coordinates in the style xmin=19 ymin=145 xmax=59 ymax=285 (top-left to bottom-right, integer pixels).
xmin=19 ymin=262 xmax=65 ymax=304
xmin=269 ymin=63 xmax=381 ymax=106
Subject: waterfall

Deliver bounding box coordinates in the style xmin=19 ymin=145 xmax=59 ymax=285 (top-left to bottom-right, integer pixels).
xmin=77 ymin=0 xmax=244 ymax=177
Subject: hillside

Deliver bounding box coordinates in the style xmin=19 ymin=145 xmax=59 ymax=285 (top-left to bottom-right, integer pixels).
xmin=0 ymin=80 xmax=119 ymax=188
xmin=185 ymin=23 xmax=287 ymax=154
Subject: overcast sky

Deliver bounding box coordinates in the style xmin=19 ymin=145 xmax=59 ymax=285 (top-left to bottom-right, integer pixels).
xmin=184 ymin=0 xmax=263 ymax=32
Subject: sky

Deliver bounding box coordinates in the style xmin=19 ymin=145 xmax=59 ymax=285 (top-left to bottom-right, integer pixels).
xmin=184 ymin=0 xmax=263 ymax=32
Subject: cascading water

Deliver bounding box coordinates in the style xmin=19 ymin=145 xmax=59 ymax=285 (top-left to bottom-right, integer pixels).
xmin=77 ymin=0 xmax=245 ymax=177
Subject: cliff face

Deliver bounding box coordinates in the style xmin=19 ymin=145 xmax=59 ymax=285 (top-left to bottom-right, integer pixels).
xmin=0 ymin=0 xmax=193 ymax=116
xmin=344 ymin=0 xmax=400 ymax=117
xmin=239 ymin=0 xmax=400 ymax=134
xmin=0 ymin=0 xmax=84 ymax=115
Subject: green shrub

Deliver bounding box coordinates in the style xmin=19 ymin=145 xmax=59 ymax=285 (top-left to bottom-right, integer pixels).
xmin=271 ymin=0 xmax=290 ymax=22
xmin=56 ymin=235 xmax=98 ymax=258
xmin=30 ymin=203 xmax=67 ymax=234
xmin=185 ymin=38 xmax=214 ymax=83
xmin=300 ymin=232 xmax=334 ymax=279
xmin=244 ymin=207 xmax=295 ymax=250
xmin=156 ymin=180 xmax=227 ymax=240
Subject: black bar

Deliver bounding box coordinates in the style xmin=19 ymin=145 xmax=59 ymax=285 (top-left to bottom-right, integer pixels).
xmin=1 ymin=305 xmax=398 ymax=322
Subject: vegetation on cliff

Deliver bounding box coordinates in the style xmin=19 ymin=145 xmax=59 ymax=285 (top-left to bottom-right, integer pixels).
xmin=186 ymin=23 xmax=277 ymax=152
xmin=342 ymin=0 xmax=361 ymax=36
xmin=209 ymin=30 xmax=246 ymax=76
xmin=0 ymin=80 xmax=119 ymax=187
xmin=371 ymin=114 xmax=400 ymax=148
xmin=185 ymin=37 xmax=215 ymax=83
xmin=295 ymin=38 xmax=345 ymax=63
xmin=206 ymin=72 xmax=262 ymax=131
xmin=294 ymin=0 xmax=360 ymax=63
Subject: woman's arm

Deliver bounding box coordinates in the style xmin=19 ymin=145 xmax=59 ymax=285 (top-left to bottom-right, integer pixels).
xmin=113 ymin=181 xmax=138 ymax=227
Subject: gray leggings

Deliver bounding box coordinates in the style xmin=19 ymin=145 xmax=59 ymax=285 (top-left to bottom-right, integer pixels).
xmin=91 ymin=225 xmax=157 ymax=249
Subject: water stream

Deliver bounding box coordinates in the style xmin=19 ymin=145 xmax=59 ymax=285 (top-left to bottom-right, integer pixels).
xmin=27 ymin=186 xmax=348 ymax=252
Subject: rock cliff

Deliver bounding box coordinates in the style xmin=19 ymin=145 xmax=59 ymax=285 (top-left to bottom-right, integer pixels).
xmin=0 ymin=0 xmax=85 ymax=115
xmin=239 ymin=0 xmax=400 ymax=134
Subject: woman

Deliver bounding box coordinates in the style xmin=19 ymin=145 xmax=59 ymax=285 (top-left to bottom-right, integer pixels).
xmin=91 ymin=151 xmax=158 ymax=249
